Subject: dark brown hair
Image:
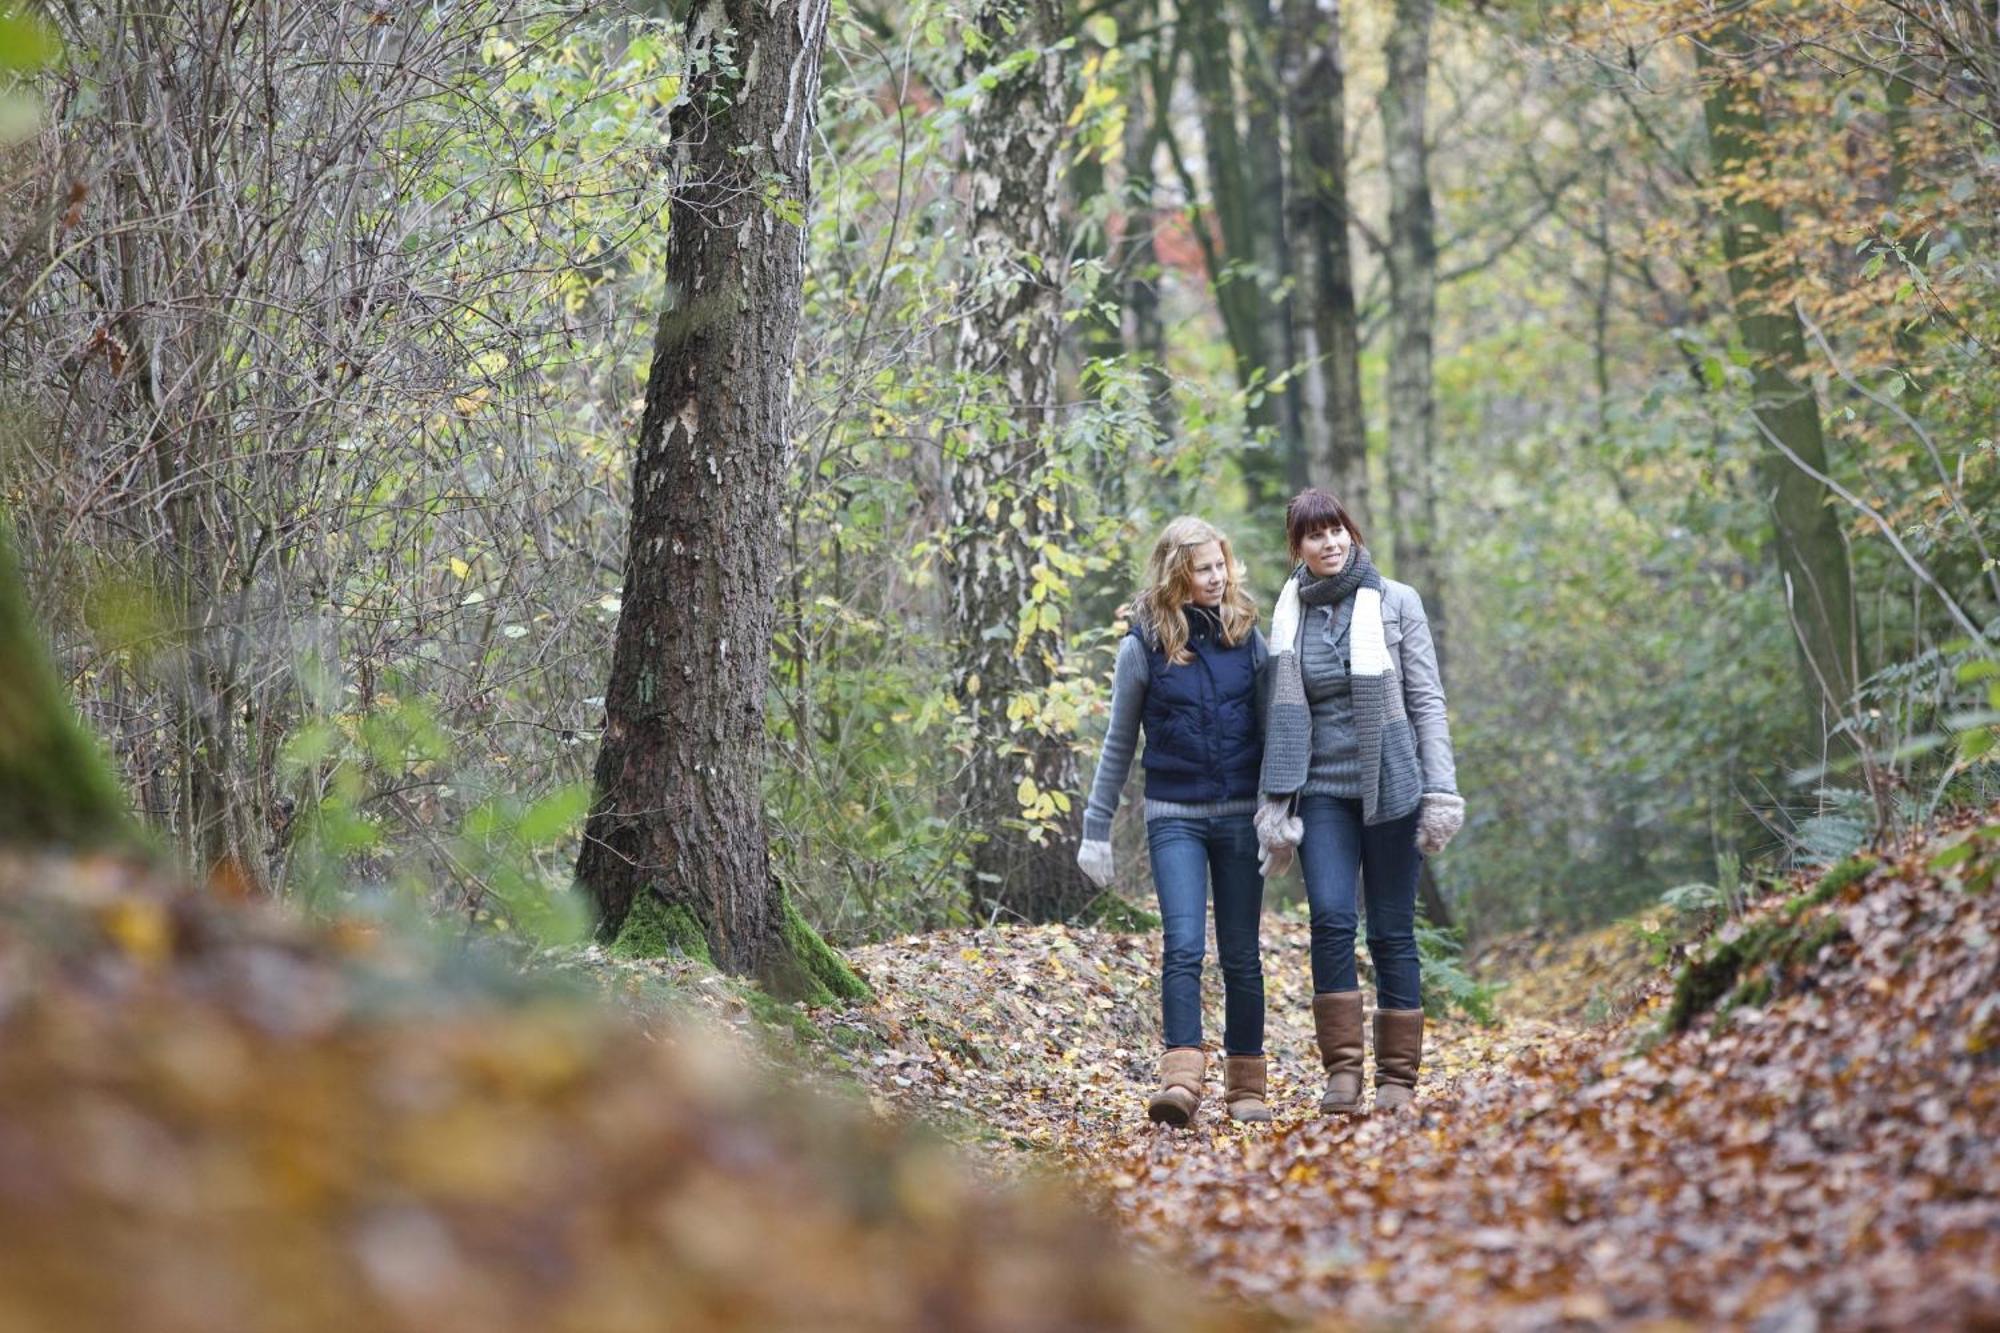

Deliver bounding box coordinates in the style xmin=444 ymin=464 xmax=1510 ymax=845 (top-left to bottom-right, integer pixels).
xmin=1285 ymin=488 xmax=1366 ymax=557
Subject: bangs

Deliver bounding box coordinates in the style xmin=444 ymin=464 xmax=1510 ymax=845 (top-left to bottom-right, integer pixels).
xmin=1286 ymin=489 xmax=1355 ymax=550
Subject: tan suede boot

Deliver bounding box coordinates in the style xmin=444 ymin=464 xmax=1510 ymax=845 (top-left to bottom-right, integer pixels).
xmin=1311 ymin=990 xmax=1365 ymax=1115
xmin=1222 ymin=1055 xmax=1273 ymax=1123
xmin=1372 ymin=1008 xmax=1424 ymax=1112
xmin=1147 ymin=1047 xmax=1206 ymax=1126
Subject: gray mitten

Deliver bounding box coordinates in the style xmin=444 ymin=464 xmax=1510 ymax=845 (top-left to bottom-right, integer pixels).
xmin=1076 ymin=838 xmax=1115 ymax=888
xmin=1258 ymin=838 xmax=1295 ymax=880
xmin=1416 ymin=792 xmax=1465 ymax=856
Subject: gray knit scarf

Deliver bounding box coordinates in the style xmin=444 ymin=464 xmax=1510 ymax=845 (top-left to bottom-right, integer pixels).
xmin=1259 ymin=546 xmax=1410 ymax=825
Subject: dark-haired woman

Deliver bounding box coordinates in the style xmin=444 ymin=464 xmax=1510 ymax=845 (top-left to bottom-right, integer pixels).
xmin=1256 ymin=489 xmax=1464 ymax=1114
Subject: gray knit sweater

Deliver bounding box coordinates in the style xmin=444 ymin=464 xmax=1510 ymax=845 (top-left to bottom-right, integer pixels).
xmin=1299 ymin=601 xmax=1365 ymax=798
xmin=1081 ymin=634 xmax=1264 ymax=842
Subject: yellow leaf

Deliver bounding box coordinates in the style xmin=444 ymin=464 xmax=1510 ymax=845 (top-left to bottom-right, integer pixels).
xmin=97 ymin=899 xmax=170 ymax=967
xmin=1016 ymin=776 xmax=1041 ymax=807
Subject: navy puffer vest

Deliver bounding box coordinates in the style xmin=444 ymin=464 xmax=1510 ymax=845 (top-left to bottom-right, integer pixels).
xmin=1132 ymin=606 xmax=1264 ymax=803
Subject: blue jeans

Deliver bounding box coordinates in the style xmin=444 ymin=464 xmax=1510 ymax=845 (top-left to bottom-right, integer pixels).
xmin=1146 ymin=813 xmax=1265 ymax=1056
xmin=1297 ymin=795 xmax=1423 ymax=1011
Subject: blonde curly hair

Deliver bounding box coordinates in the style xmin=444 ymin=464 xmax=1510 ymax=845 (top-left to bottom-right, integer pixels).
xmin=1132 ymin=516 xmax=1258 ymax=666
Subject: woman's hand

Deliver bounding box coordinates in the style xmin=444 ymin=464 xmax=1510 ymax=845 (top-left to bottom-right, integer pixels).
xmin=1416 ymin=792 xmax=1465 ymax=856
xmin=1076 ymin=839 xmax=1115 ymax=888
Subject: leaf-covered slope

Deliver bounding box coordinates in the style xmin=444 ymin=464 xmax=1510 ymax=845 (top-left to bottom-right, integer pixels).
xmin=0 ymin=853 xmax=1262 ymax=1333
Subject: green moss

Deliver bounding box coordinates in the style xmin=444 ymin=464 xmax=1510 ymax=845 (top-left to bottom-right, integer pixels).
xmin=744 ymin=983 xmax=823 ymax=1046
xmin=1787 ymin=854 xmax=1876 ymax=916
xmin=1666 ymin=902 xmax=1853 ymax=1033
xmin=765 ymin=892 xmax=872 ymax=1007
xmin=0 ymin=522 xmax=142 ymax=852
xmin=1082 ymin=891 xmax=1161 ymax=933
xmin=608 ymin=892 xmax=712 ymax=966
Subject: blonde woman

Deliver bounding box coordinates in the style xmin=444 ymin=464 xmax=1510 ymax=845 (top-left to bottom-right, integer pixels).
xmin=1076 ymin=516 xmax=1273 ymax=1126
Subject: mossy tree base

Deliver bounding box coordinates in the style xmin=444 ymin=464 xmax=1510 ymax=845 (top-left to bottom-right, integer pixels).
xmin=766 ymin=893 xmax=872 ymax=1007
xmin=608 ymin=893 xmax=713 ymax=966
xmin=607 ymin=885 xmax=870 ymax=1010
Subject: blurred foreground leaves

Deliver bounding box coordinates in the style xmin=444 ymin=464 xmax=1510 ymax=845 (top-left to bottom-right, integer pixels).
xmin=0 ymin=853 xmax=1258 ymax=1333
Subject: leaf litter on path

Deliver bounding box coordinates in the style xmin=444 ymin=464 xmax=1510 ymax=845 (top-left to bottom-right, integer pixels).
xmin=811 ymin=811 xmax=2000 ymax=1330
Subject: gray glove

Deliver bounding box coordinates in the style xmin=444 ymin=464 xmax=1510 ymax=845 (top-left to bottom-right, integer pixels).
xmin=1253 ymin=797 xmax=1302 ymax=853
xmin=1076 ymin=838 xmax=1115 ymax=888
xmin=1258 ymin=838 xmax=1295 ymax=880
xmin=1416 ymin=792 xmax=1465 ymax=856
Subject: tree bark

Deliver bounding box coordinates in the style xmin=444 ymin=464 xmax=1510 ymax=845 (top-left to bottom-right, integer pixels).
xmin=1697 ymin=36 xmax=1861 ymax=719
xmin=1288 ymin=0 xmax=1369 ymax=526
xmin=1381 ymin=0 xmax=1446 ymax=676
xmin=951 ymin=0 xmax=1097 ymax=923
xmin=577 ymin=0 xmax=860 ymax=1001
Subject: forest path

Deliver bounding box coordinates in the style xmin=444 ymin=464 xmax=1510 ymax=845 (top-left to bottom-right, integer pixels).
xmin=819 ymin=825 xmax=2000 ymax=1330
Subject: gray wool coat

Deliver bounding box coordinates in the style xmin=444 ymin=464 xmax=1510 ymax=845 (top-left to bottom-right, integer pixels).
xmin=1377 ymin=579 xmax=1458 ymax=798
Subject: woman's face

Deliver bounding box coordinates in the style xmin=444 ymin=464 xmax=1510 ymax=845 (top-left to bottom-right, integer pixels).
xmin=1297 ymin=523 xmax=1352 ymax=578
xmin=1185 ymin=541 xmax=1228 ymax=608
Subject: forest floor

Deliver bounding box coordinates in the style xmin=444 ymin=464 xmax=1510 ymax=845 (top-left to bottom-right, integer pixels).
xmin=0 ymin=810 xmax=1994 ymax=1331
xmin=699 ymin=808 xmax=2000 ymax=1330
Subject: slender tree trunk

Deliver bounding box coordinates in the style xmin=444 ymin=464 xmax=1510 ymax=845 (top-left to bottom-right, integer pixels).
xmin=1239 ymin=0 xmax=1310 ymax=488
xmin=577 ymin=0 xmax=857 ymax=1000
xmin=1288 ymin=0 xmax=1369 ymax=525
xmin=1126 ymin=8 xmax=1176 ymax=450
xmin=1381 ymin=0 xmax=1445 ymax=672
xmin=1698 ymin=36 xmax=1861 ymax=719
xmin=1180 ymin=0 xmax=1282 ymax=500
xmin=1070 ymin=34 xmax=1125 ymax=370
xmin=1881 ymin=49 xmax=1929 ymax=404
xmin=951 ymin=0 xmax=1096 ymax=923
xmin=1382 ymin=0 xmax=1453 ymax=931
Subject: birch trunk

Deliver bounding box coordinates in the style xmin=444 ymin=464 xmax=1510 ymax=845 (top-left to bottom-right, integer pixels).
xmin=950 ymin=0 xmax=1096 ymax=922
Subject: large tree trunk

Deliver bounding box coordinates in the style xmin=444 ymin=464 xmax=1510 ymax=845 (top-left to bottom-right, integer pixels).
xmin=951 ymin=0 xmax=1096 ymax=923
xmin=577 ymin=0 xmax=861 ymax=1002
xmin=1288 ymin=0 xmax=1369 ymax=526
xmin=1697 ymin=36 xmax=1860 ymax=720
xmin=1381 ymin=0 xmax=1445 ymax=672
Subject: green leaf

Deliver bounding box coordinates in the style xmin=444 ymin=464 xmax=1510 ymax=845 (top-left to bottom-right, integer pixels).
xmin=0 ymin=11 xmax=59 ymax=72
xmin=516 ymin=783 xmax=593 ymax=845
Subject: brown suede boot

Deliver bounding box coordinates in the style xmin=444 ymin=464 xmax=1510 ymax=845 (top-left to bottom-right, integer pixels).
xmin=1311 ymin=990 xmax=1365 ymax=1115
xmin=1222 ymin=1055 xmax=1273 ymax=1123
xmin=1372 ymin=1008 xmax=1424 ymax=1112
xmin=1147 ymin=1047 xmax=1206 ymax=1126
